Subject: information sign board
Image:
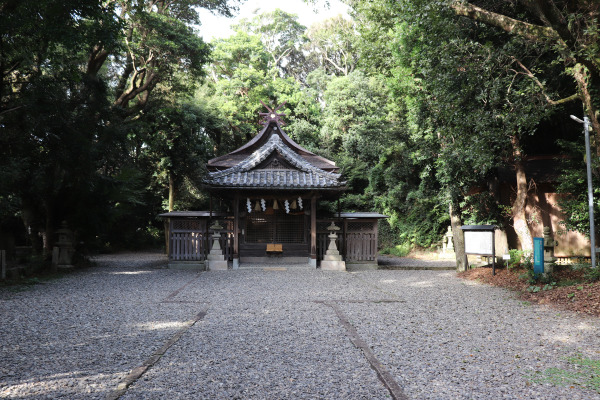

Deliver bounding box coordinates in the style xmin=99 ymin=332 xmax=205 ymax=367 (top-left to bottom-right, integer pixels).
xmin=464 ymin=231 xmax=494 ymax=256
xmin=533 ymin=237 xmax=544 ymax=275
xmin=461 ymin=225 xmax=497 ymax=275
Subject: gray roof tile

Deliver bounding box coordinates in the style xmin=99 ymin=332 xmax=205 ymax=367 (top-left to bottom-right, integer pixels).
xmin=206 ymin=134 xmax=345 ymax=189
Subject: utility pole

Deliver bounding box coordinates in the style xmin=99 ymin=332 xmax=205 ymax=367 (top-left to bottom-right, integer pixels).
xmin=570 ymin=115 xmax=596 ymax=268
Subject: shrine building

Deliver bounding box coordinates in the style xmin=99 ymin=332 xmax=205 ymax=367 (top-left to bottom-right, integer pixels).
xmin=160 ymin=103 xmax=386 ymax=269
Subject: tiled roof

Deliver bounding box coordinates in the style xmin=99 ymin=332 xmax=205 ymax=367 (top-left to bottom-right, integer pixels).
xmin=207 ymin=122 xmax=339 ymax=172
xmin=206 ymin=135 xmax=345 ymax=189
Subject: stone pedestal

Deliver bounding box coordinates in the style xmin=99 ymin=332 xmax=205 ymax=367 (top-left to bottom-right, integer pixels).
xmin=320 ymin=222 xmax=346 ymax=271
xmin=207 ymin=221 xmax=228 ymax=271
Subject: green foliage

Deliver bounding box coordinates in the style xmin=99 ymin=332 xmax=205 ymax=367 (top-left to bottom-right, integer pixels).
xmin=233 ymin=9 xmax=308 ymax=80
xmin=0 ymin=0 xmax=233 ymax=257
xmin=380 ymin=243 xmax=411 ymax=258
xmin=508 ymin=249 xmax=538 ymax=283
xmin=585 ymin=266 xmax=600 ymax=283
xmin=508 ymin=249 xmax=527 ymax=270
xmin=305 ymin=15 xmax=359 ymax=76
xmin=532 ymin=355 xmax=600 ymax=393
xmin=527 ymin=282 xmax=556 ymax=293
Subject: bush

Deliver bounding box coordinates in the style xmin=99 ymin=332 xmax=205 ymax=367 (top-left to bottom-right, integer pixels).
xmin=584 ymin=266 xmax=600 ymax=282
xmin=380 ymin=243 xmax=412 ymax=257
xmin=508 ymin=249 xmax=532 ymax=270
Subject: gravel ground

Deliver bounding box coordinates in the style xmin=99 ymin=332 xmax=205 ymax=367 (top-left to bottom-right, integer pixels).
xmin=378 ymin=255 xmax=455 ymax=269
xmin=1 ymin=254 xmax=600 ymax=399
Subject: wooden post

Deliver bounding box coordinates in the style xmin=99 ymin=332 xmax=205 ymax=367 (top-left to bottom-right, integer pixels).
xmin=233 ymin=195 xmax=239 ymax=267
xmin=374 ymin=219 xmax=379 ymax=264
xmin=164 ymin=219 xmax=170 ymax=256
xmin=311 ymin=195 xmax=317 ymax=263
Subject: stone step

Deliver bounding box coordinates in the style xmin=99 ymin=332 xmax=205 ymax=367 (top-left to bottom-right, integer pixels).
xmin=239 ymin=256 xmax=310 ymax=265
xmin=238 ymin=264 xmax=314 ymax=270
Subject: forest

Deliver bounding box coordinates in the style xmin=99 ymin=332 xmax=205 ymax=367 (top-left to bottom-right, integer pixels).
xmin=1 ymin=0 xmax=599 ymax=268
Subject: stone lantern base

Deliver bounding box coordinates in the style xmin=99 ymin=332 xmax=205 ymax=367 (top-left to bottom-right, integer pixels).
xmin=207 ymin=254 xmax=228 ymax=271
xmin=320 ymin=258 xmax=346 ymax=271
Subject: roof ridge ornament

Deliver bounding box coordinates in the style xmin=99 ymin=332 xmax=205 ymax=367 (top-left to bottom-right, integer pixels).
xmin=259 ymin=100 xmax=287 ymax=126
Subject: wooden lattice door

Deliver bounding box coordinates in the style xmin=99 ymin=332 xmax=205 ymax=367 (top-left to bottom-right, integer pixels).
xmin=245 ymin=210 xmax=306 ymax=244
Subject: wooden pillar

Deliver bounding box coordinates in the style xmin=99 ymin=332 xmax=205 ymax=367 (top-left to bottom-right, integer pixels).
xmin=233 ymin=195 xmax=239 ymax=266
xmin=311 ymin=195 xmax=317 ymax=262
xmin=343 ymin=218 xmax=348 ymax=259
xmin=164 ymin=219 xmax=170 ymax=256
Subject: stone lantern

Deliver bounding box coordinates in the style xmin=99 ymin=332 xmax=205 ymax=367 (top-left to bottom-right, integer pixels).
xmin=53 ymin=221 xmax=75 ymax=271
xmin=543 ymin=226 xmax=558 ymax=274
xmin=207 ymin=221 xmax=228 ymax=270
xmin=443 ymin=226 xmax=455 ymax=253
xmin=320 ymin=222 xmax=346 ymax=271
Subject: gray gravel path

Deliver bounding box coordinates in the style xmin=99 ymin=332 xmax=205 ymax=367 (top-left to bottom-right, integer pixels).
xmin=378 ymin=255 xmax=455 ymax=269
xmin=1 ymin=253 xmax=600 ymax=399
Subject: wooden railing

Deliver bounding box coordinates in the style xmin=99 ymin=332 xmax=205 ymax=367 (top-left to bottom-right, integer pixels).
xmin=346 ymin=233 xmax=377 ymax=261
xmin=170 ymin=231 xmax=234 ymax=262
xmin=171 ymin=232 xmax=206 ymax=261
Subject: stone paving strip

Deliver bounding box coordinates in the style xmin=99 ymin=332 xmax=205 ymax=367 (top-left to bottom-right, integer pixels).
xmin=2 ymin=253 xmax=600 ymax=399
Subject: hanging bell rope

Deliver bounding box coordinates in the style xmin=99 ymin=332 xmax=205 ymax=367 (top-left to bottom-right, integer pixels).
xmin=273 ymin=199 xmax=279 ymax=210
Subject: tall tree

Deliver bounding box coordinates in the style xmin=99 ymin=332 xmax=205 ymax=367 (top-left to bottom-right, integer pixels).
xmin=0 ymin=0 xmax=238 ymax=256
xmin=348 ymin=0 xmax=563 ymax=253
xmin=449 ymin=1 xmax=600 ymax=154
xmin=233 ymin=9 xmax=308 ymax=81
xmin=205 ymin=31 xmax=312 ymax=147
xmin=321 ymin=71 xmax=394 ymax=208
xmin=305 ymin=15 xmax=359 ymax=76
xmin=90 ymin=0 xmax=235 ymax=115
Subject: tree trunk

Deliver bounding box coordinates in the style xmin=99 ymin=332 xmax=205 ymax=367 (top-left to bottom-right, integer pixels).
xmin=449 ymin=201 xmax=467 ymax=271
xmin=168 ymin=173 xmax=175 ymax=212
xmin=511 ymin=135 xmax=533 ymax=251
xmin=572 ymin=64 xmax=600 ymax=156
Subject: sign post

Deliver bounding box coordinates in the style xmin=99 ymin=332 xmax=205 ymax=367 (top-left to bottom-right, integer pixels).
xmin=533 ymin=237 xmax=544 ymax=275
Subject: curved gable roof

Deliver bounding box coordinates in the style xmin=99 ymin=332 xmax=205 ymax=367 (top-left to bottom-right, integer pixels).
xmin=207 ymin=122 xmax=338 ymax=173
xmin=205 ymin=132 xmax=345 ymax=190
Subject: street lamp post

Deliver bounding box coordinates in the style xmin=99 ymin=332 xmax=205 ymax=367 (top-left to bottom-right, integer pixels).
xmin=570 ymin=115 xmax=596 ymax=268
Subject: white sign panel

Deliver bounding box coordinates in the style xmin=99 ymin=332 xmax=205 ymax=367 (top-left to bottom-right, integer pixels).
xmin=464 ymin=231 xmax=494 ymax=255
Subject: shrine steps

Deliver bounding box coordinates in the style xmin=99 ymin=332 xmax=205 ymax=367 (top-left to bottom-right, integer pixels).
xmin=238 ymin=256 xmax=315 ymax=269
